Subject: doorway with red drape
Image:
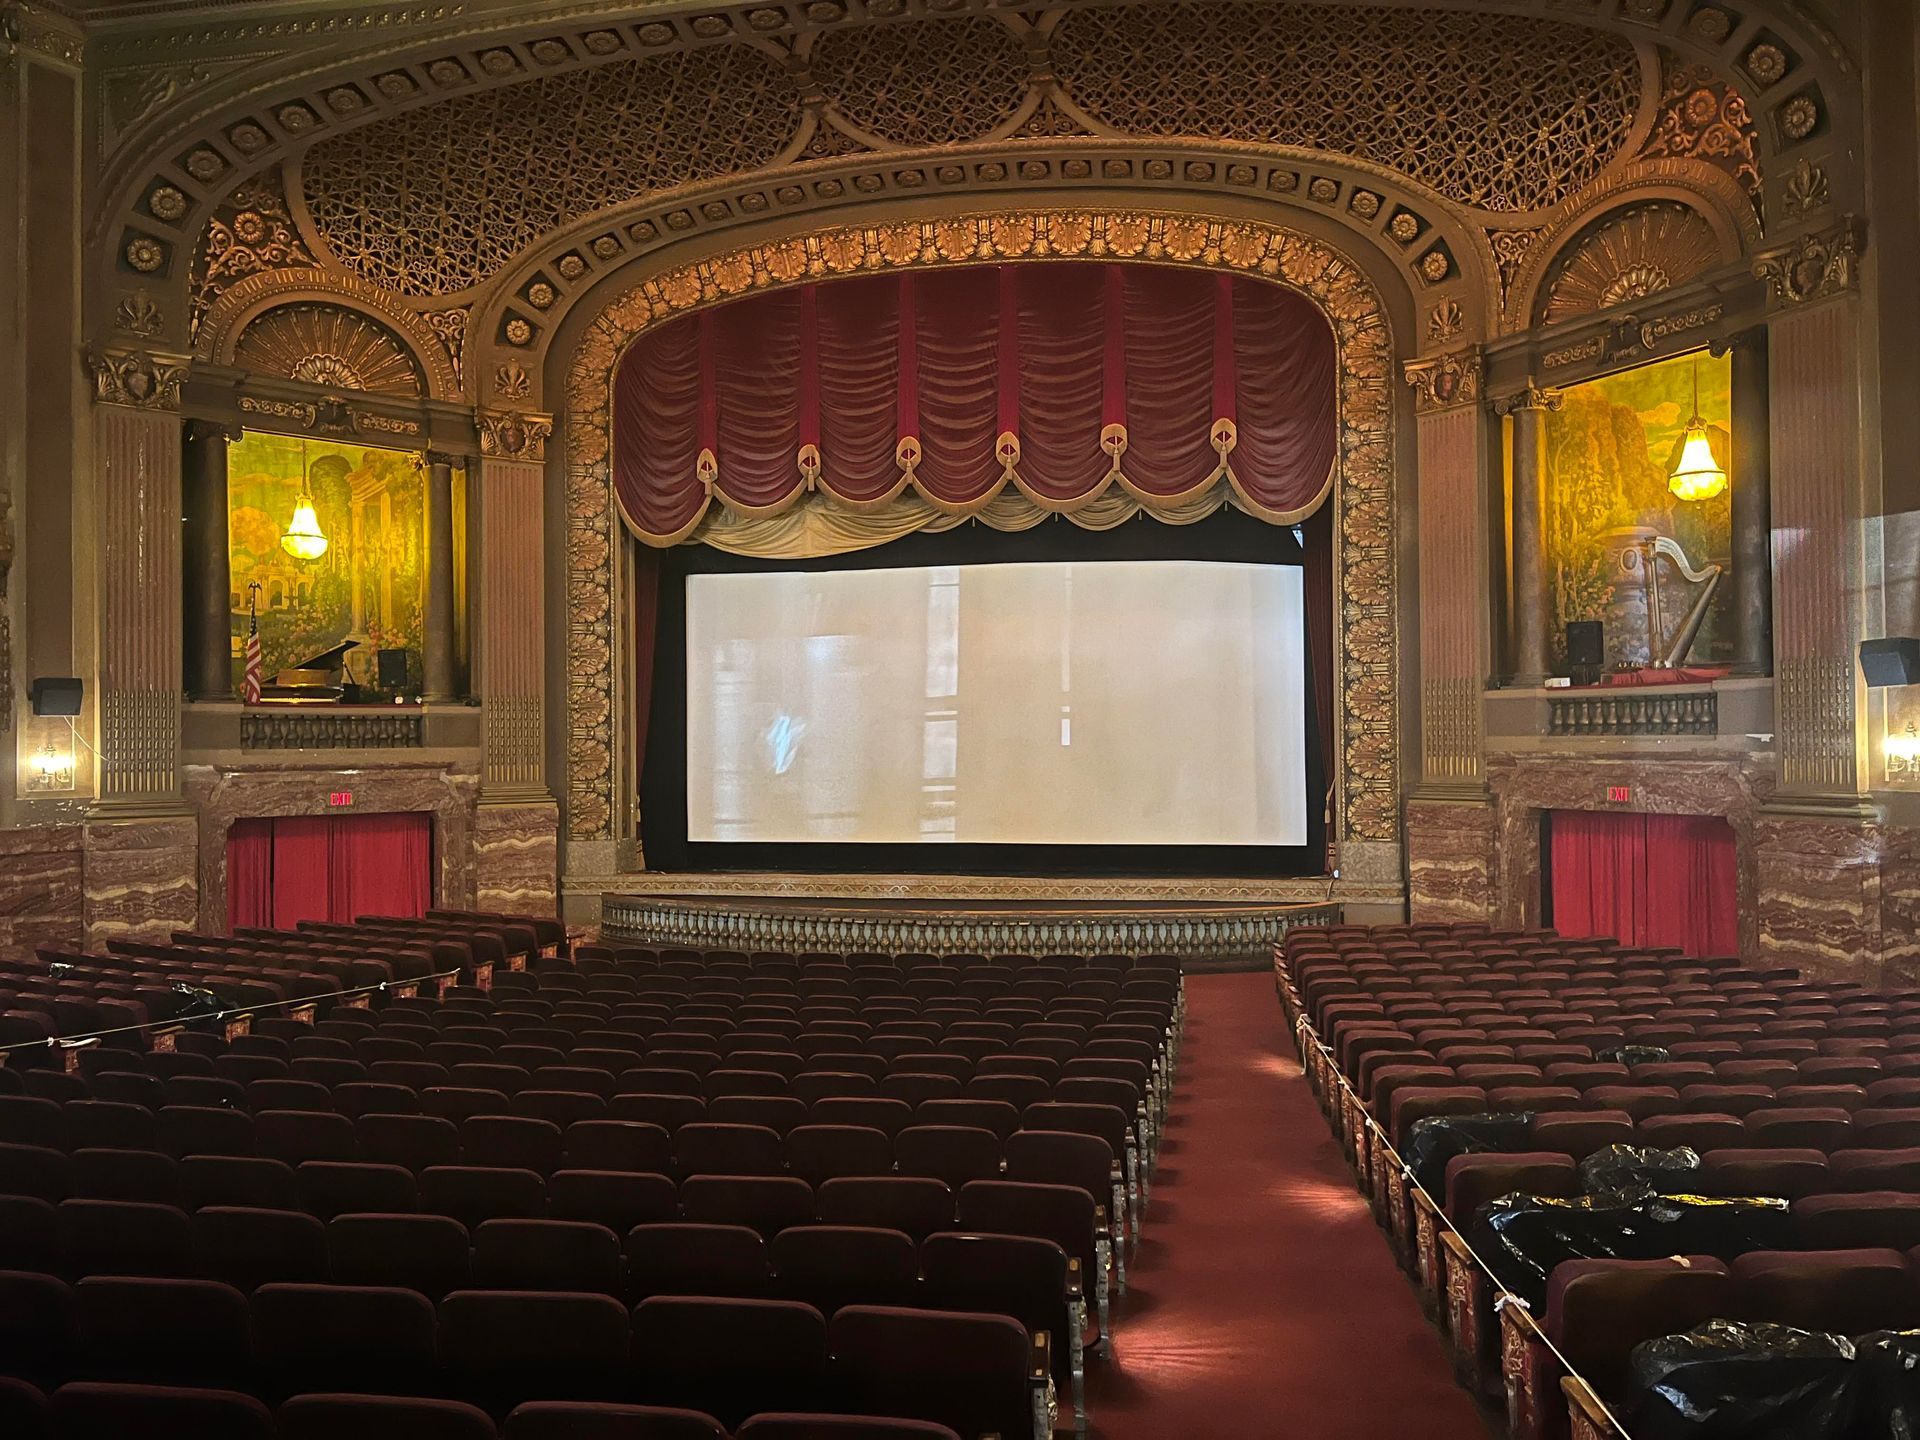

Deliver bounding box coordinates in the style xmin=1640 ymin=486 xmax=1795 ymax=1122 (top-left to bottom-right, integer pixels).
xmin=226 ymin=812 xmax=434 ymax=932
xmin=1546 ymin=809 xmax=1739 ymax=958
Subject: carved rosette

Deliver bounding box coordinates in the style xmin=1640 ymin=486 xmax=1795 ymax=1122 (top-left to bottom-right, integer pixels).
xmin=1753 ymin=217 xmax=1866 ymax=307
xmin=563 ymin=209 xmax=1399 ymax=851
xmin=1403 ymin=347 xmax=1483 ymax=414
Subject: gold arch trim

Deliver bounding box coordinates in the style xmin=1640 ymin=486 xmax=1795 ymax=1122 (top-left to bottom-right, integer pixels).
xmin=563 ymin=207 xmax=1399 ymax=850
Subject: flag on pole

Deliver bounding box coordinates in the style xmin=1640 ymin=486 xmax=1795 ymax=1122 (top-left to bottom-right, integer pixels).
xmin=242 ymin=583 xmax=263 ymax=704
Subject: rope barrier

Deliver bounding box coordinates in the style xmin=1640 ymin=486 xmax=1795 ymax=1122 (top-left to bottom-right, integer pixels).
xmin=1278 ymin=957 xmax=1638 ymax=1440
xmin=0 ymin=966 xmax=467 ymax=1055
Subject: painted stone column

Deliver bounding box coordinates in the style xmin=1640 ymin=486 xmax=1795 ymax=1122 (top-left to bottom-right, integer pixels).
xmin=182 ymin=420 xmax=235 ymax=701
xmin=1496 ymin=383 xmax=1560 ymax=686
xmin=474 ymin=410 xmax=558 ymax=915
xmin=422 ymin=451 xmax=459 ymax=702
xmin=1724 ymin=329 xmax=1774 ymax=678
xmin=1749 ymin=219 xmax=1887 ymax=978
xmin=1402 ymin=347 xmax=1498 ymax=922
xmin=84 ymin=348 xmax=199 ymax=944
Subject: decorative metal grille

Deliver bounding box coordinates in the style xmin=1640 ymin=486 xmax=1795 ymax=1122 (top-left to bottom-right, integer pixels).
xmin=1048 ymin=3 xmax=1641 ymax=214
xmin=812 ymin=15 xmax=1031 ymax=146
xmin=301 ymin=47 xmax=800 ymax=296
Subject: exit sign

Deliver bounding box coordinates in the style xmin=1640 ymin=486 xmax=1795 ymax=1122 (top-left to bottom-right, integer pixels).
xmin=329 ymin=791 xmax=354 ymax=807
xmin=1606 ymin=785 xmax=1632 ymax=804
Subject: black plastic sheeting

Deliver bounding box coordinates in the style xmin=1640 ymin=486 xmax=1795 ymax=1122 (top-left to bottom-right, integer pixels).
xmin=1470 ymin=1193 xmax=1792 ymax=1309
xmin=1627 ymin=1322 xmax=1920 ymax=1440
xmin=1402 ymin=1111 xmax=1536 ymax=1195
xmin=1596 ymin=1044 xmax=1673 ymax=1067
xmin=1578 ymin=1144 xmax=1703 ymax=1199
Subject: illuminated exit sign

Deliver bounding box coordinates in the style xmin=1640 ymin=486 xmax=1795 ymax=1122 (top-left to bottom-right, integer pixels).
xmin=1606 ymin=785 xmax=1632 ymax=804
xmin=329 ymin=791 xmax=355 ymax=807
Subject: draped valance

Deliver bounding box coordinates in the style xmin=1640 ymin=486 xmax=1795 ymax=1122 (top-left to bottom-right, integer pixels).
xmin=613 ymin=263 xmax=1339 ymax=545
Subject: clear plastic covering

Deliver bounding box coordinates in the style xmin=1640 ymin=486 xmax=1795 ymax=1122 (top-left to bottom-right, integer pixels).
xmin=1471 ymin=1193 xmax=1792 ymax=1308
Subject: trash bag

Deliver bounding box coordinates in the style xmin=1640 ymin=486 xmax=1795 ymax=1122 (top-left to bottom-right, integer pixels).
xmin=1597 ymin=1044 xmax=1672 ymax=1067
xmin=1579 ymin=1144 xmax=1703 ymax=1200
xmin=1402 ymin=1110 xmax=1536 ymax=1195
xmin=1626 ymin=1321 xmax=1861 ymax=1440
xmin=1856 ymin=1331 xmax=1920 ymax=1439
xmin=165 ymin=983 xmax=226 ymax=1030
xmin=46 ymin=962 xmax=77 ymax=979
xmin=1471 ymin=1192 xmax=1792 ymax=1308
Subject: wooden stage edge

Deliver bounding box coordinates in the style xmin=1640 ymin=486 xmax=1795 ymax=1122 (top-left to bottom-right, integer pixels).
xmin=598 ymin=879 xmax=1349 ymax=961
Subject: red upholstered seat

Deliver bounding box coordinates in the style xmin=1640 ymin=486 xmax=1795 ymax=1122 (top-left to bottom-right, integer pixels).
xmin=278 ymin=1393 xmax=499 ymax=1440
xmin=1544 ymin=1257 xmax=1735 ymax=1398
xmin=1732 ymin=1247 xmax=1920 ymax=1334
xmin=51 ymin=1383 xmax=274 ymax=1440
xmin=632 ymin=1297 xmax=829 ymax=1428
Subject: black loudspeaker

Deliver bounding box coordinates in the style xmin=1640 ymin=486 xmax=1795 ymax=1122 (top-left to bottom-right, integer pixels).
xmin=1861 ymin=637 xmax=1920 ymax=688
xmin=1566 ymin=621 xmax=1605 ymax=686
xmin=29 ymin=677 xmax=83 ymax=717
xmin=377 ymin=648 xmax=411 ymax=690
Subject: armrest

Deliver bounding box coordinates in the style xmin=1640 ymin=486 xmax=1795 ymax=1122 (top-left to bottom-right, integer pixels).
xmin=1030 ymin=1329 xmax=1052 ymax=1382
xmin=1561 ymin=1375 xmax=1626 ymax=1440
xmin=1028 ymin=1330 xmax=1057 ymax=1440
xmin=1065 ymin=1255 xmax=1083 ymax=1302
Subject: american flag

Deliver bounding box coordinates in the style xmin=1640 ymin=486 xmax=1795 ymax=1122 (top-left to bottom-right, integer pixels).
xmin=242 ymin=593 xmax=263 ymax=704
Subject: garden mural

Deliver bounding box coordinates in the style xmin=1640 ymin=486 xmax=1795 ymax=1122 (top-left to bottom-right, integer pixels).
xmin=1543 ymin=349 xmax=1734 ymax=670
xmin=226 ymin=432 xmax=425 ymax=691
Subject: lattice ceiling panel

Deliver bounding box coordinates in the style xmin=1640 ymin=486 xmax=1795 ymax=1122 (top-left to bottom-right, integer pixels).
xmin=811 ymin=15 xmax=1032 ymax=147
xmin=1049 ymin=3 xmax=1642 ymax=215
xmin=301 ymin=46 xmax=800 ymax=297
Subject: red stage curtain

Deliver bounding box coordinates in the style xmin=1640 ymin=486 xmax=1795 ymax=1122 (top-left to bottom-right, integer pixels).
xmin=613 ymin=262 xmax=1338 ymax=541
xmin=226 ymin=812 xmax=434 ymax=933
xmin=1550 ymin=810 xmax=1738 ymax=958
xmin=226 ymin=819 xmax=274 ymax=932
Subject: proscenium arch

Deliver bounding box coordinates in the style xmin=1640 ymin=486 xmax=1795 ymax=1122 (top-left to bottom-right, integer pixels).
xmin=555 ymin=204 xmax=1402 ymax=885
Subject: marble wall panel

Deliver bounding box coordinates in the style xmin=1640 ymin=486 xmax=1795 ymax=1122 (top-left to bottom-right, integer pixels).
xmin=1881 ymin=827 xmax=1920 ymax=988
xmin=476 ymin=801 xmax=559 ymax=915
xmin=1406 ymin=798 xmax=1497 ymax=923
xmin=0 ymin=824 xmax=85 ymax=960
xmin=1486 ymin=750 xmax=1773 ymax=956
xmin=183 ymin=762 xmax=479 ymax=933
xmin=1754 ymin=811 xmax=1889 ymax=983
xmin=83 ymin=814 xmax=198 ymax=948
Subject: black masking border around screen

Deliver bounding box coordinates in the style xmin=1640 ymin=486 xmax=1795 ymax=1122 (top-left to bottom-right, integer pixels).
xmin=641 ymin=508 xmax=1328 ymax=877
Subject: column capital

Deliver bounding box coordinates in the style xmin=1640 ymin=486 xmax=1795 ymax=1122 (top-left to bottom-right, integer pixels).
xmin=476 ymin=409 xmax=554 ymax=464
xmin=86 ymin=347 xmax=190 ymax=412
xmin=1401 ymin=346 xmax=1483 ymax=415
xmin=1753 ymin=216 xmax=1866 ymax=310
xmin=183 ymin=417 xmax=241 ymax=445
xmin=1493 ymin=381 xmax=1563 ymax=417
xmin=423 ymin=450 xmax=463 ymax=472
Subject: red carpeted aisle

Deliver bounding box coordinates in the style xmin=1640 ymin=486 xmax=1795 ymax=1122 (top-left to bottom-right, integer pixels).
xmin=1085 ymin=970 xmax=1492 ymax=1440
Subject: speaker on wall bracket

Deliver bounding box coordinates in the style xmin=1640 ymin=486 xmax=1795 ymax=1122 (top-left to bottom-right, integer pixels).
xmin=1862 ymin=638 xmax=1920 ymax=688
xmin=28 ymin=677 xmax=83 ymax=718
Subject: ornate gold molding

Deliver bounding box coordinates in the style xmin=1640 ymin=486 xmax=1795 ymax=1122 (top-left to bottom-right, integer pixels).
xmin=477 ymin=409 xmax=552 ymax=463
xmin=2 ymin=3 xmax=82 ymax=71
xmin=86 ymin=347 xmax=189 ymax=410
xmin=562 ymin=206 xmax=1399 ymax=852
xmin=1403 ymin=347 xmax=1482 ymax=414
xmin=1753 ymin=216 xmax=1866 ymax=308
xmin=1493 ymin=382 xmax=1563 ymax=417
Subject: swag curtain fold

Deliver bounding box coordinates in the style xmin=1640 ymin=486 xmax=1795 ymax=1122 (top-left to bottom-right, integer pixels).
xmin=615 ymin=263 xmax=1338 ymax=544
xmin=225 ymin=812 xmax=434 ymax=932
xmin=1549 ymin=809 xmax=1740 ymax=959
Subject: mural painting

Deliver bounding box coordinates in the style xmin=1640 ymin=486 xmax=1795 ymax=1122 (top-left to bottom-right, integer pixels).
xmin=226 ymin=432 xmax=425 ymax=692
xmin=1543 ymin=349 xmax=1734 ymax=671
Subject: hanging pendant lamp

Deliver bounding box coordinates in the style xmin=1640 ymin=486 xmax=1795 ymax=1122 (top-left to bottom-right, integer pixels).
xmin=281 ymin=440 xmax=330 ymax=560
xmin=1668 ymin=357 xmax=1729 ymax=503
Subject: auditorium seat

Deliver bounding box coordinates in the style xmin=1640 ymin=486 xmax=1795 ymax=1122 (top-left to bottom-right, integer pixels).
xmin=625 ymin=1223 xmax=768 ymax=1301
xmin=681 ymin=1175 xmax=814 ymax=1240
xmin=327 ymin=1213 xmax=472 ymax=1299
xmin=815 ymin=1178 xmax=955 ymax=1243
xmin=182 ymin=1156 xmax=302 ymax=1212
xmin=75 ymin=1276 xmax=254 ymax=1389
xmin=420 ymin=1166 xmax=547 ymax=1228
xmin=195 ymin=1206 xmax=331 ymax=1289
xmin=252 ymin=1282 xmax=438 ymax=1400
xmin=734 ymin=1413 xmax=962 ymax=1440
xmin=826 ymin=1305 xmax=1036 ymax=1440
xmin=770 ymin=1225 xmax=919 ymax=1315
xmin=440 ymin=1290 xmax=631 ymax=1416
xmin=473 ymin=1219 xmax=623 ymax=1295
xmin=278 ymin=1393 xmax=500 ymax=1440
xmin=503 ymin=1401 xmax=728 ymax=1440
xmin=50 ymin=1383 xmax=275 ymax=1440
xmin=1731 ymin=1247 xmax=1920 ymax=1332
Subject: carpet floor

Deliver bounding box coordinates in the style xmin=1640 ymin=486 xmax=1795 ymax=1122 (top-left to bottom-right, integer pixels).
xmin=1084 ymin=970 xmax=1493 ymax=1440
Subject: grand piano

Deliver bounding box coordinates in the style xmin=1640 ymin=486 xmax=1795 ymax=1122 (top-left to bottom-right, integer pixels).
xmin=260 ymin=640 xmax=362 ymax=704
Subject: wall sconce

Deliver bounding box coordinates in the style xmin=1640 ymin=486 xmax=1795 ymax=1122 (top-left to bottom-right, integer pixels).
xmin=25 ymin=736 xmax=75 ymax=794
xmin=1887 ymin=722 xmax=1920 ymax=783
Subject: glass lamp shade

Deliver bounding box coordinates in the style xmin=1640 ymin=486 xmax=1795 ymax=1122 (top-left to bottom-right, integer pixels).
xmin=1667 ymin=421 xmax=1728 ymax=502
xmin=281 ymin=496 xmax=329 ymax=560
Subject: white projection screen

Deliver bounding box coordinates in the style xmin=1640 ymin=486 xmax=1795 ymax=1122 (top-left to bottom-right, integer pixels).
xmin=685 ymin=560 xmax=1308 ymax=847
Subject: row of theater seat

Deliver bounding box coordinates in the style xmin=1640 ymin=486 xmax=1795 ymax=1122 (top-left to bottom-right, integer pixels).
xmin=0 ymin=1254 xmax=1062 ymax=1430
xmin=1275 ymin=920 xmax=1920 ymax=1440
xmin=0 ymin=1380 xmax=983 ymax=1440
xmin=0 ymin=920 xmax=1181 ymax=1439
